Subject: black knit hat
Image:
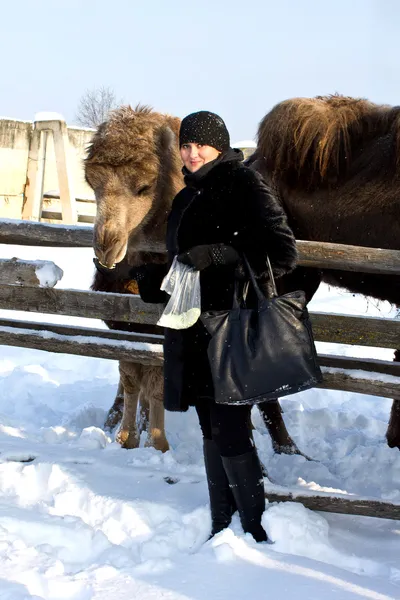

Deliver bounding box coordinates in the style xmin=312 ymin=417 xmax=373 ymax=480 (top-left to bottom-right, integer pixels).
xmin=179 ymin=111 xmax=230 ymax=152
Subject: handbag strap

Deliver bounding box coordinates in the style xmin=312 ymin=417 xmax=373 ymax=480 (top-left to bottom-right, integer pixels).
xmin=265 ymin=255 xmax=278 ymax=296
xmin=242 ymin=255 xmax=278 ymax=299
xmin=233 ymin=255 xmax=278 ymax=308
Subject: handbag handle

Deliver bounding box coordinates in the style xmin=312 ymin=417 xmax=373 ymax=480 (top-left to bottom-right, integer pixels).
xmin=243 ymin=255 xmax=278 ymax=298
xmin=265 ymin=255 xmax=278 ymax=296
xmin=233 ymin=255 xmax=277 ymax=309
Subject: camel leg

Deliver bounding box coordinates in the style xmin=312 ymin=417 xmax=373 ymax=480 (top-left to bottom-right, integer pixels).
xmin=143 ymin=366 xmax=169 ymax=453
xmin=386 ymin=400 xmax=400 ymax=449
xmin=138 ymin=393 xmax=150 ymax=435
xmin=104 ymin=379 xmax=124 ymax=431
xmin=116 ymin=361 xmax=142 ymax=449
xmin=257 ymin=400 xmax=309 ymax=457
xmin=386 ymin=350 xmax=400 ymax=449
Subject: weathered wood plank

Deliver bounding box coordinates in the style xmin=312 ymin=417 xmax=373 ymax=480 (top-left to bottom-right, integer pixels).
xmin=318 ymin=353 xmax=400 ymax=376
xmin=0 ymin=286 xmax=398 ymax=348
xmin=0 ymin=259 xmax=63 ymax=287
xmin=265 ymin=490 xmax=400 ymax=520
xmin=0 ymin=319 xmax=396 ymax=365
xmin=0 ymin=319 xmax=400 ymax=377
xmin=0 ymin=318 xmax=162 ymax=344
xmin=0 ymin=319 xmax=397 ymax=373
xmin=310 ymin=312 xmax=400 ymax=348
xmin=0 ymin=219 xmax=162 ymax=251
xmin=41 ymin=211 xmax=95 ymax=225
xmin=0 ymin=285 xmax=161 ymax=324
xmin=2 ymin=219 xmax=400 ymax=275
xmin=1 ymin=320 xmax=400 ymax=399
xmin=0 ymin=324 xmax=163 ymax=365
xmin=297 ymin=241 xmax=400 ymax=274
xmin=319 ymin=369 xmax=400 ymax=400
xmin=0 ymin=219 xmax=94 ymax=247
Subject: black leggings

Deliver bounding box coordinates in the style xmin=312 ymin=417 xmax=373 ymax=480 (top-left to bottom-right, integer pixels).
xmin=195 ymin=398 xmax=254 ymax=457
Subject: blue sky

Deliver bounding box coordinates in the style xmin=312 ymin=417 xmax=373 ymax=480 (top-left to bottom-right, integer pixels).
xmin=1 ymin=0 xmax=399 ymax=140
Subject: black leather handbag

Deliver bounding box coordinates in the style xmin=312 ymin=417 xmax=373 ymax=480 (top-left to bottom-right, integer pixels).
xmin=201 ymin=257 xmax=322 ymax=405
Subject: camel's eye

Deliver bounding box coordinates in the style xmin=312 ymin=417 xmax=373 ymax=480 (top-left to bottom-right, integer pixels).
xmin=137 ymin=185 xmax=151 ymax=196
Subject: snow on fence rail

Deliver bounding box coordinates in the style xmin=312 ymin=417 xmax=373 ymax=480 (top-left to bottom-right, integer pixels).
xmin=1 ymin=218 xmax=400 ymax=520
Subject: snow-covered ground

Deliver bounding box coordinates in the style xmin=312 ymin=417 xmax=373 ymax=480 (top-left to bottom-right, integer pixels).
xmin=0 ymin=244 xmax=399 ymax=600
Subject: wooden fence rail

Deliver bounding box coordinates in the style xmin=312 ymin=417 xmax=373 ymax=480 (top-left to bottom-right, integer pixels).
xmin=2 ymin=218 xmax=400 ymax=275
xmin=1 ymin=317 xmax=399 ymax=401
xmin=0 ymin=284 xmax=398 ymax=348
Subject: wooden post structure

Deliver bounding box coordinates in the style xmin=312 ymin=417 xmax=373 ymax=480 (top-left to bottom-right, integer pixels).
xmin=22 ymin=116 xmax=77 ymax=224
xmin=22 ymin=129 xmax=47 ymax=222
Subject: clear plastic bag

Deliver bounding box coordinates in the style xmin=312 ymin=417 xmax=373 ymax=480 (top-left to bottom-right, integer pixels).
xmin=157 ymin=256 xmax=201 ymax=329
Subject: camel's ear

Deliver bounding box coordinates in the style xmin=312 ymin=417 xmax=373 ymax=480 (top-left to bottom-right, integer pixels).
xmin=157 ymin=119 xmax=180 ymax=156
xmin=158 ymin=126 xmax=176 ymax=155
xmin=155 ymin=120 xmax=183 ymax=200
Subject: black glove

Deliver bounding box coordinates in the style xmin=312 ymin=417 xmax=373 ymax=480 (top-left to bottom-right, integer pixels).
xmin=93 ymin=258 xmax=137 ymax=281
xmin=177 ymin=244 xmax=240 ymax=271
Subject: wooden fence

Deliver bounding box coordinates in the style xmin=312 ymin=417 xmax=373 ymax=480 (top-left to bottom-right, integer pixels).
xmin=1 ymin=217 xmax=400 ymax=520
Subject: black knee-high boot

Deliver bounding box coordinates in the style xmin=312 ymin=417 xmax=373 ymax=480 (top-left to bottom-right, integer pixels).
xmin=222 ymin=448 xmax=268 ymax=542
xmin=203 ymin=439 xmax=236 ymax=536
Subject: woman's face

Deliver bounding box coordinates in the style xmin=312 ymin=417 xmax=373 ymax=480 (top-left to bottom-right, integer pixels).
xmin=180 ymin=143 xmax=220 ymax=172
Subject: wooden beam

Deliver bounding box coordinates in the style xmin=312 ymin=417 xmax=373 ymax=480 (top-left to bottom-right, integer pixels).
xmin=0 ymin=219 xmax=94 ymax=248
xmin=318 ymin=353 xmax=400 ymax=376
xmin=0 ymin=286 xmax=398 ymax=348
xmin=21 ymin=130 xmax=46 ymax=221
xmin=0 ymin=319 xmax=397 ymax=373
xmin=0 ymin=285 xmax=161 ymax=324
xmin=2 ymin=218 xmax=400 ymax=275
xmin=41 ymin=211 xmax=95 ymax=224
xmin=50 ymin=119 xmax=78 ymax=224
xmin=0 ymin=317 xmax=162 ymax=345
xmin=297 ymin=240 xmax=400 ymax=274
xmin=0 ymin=324 xmax=163 ymax=365
xmin=1 ymin=320 xmax=400 ymax=399
xmin=0 ymin=259 xmax=63 ymax=287
xmin=265 ymin=490 xmax=400 ymax=520
xmin=0 ymin=219 xmax=161 ymax=251
xmin=310 ymin=312 xmax=400 ymax=349
xmin=319 ymin=370 xmax=400 ymax=400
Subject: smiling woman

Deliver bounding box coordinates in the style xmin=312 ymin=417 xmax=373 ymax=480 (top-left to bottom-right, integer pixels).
xmin=134 ymin=109 xmax=298 ymax=543
xmin=179 ymin=110 xmax=230 ymax=173
xmin=180 ymin=143 xmax=220 ymax=172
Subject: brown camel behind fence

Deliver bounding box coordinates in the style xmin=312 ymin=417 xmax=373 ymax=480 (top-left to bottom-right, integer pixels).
xmin=84 ymin=105 xmax=304 ymax=455
xmin=85 ymin=106 xmax=183 ymax=452
xmin=249 ymin=94 xmax=400 ymax=449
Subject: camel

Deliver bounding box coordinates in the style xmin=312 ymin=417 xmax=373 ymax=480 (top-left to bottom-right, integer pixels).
xmin=249 ymin=94 xmax=400 ymax=449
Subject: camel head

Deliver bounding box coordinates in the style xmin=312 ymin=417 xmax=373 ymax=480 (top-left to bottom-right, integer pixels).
xmin=85 ymin=105 xmax=183 ymax=268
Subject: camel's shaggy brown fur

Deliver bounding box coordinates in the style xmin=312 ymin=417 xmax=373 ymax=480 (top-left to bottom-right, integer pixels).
xmin=257 ymin=94 xmax=400 ymax=190
xmin=85 ymin=105 xmax=183 ymax=452
xmin=252 ymin=94 xmax=400 ymax=448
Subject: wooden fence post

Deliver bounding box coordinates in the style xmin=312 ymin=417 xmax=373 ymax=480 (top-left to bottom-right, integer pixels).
xmin=22 ymin=129 xmax=47 ymax=221
xmin=22 ymin=116 xmax=77 ymax=224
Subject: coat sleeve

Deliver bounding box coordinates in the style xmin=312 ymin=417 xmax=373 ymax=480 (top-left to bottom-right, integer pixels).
xmin=136 ymin=263 xmax=168 ymax=304
xmin=234 ymin=168 xmax=298 ymax=279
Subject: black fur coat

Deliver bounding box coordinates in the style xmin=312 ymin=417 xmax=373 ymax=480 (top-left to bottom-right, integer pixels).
xmin=143 ymin=152 xmax=298 ymax=412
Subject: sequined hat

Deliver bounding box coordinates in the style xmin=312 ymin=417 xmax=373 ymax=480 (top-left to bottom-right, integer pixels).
xmin=179 ymin=111 xmax=230 ymax=152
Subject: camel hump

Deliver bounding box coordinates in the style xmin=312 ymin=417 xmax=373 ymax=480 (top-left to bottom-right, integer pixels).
xmin=257 ymin=94 xmax=400 ymax=189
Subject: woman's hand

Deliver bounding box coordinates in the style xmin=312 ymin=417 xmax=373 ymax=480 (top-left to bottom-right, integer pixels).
xmin=178 ymin=244 xmax=240 ymax=271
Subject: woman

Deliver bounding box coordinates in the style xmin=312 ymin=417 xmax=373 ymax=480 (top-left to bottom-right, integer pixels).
xmin=99 ymin=111 xmax=297 ymax=542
